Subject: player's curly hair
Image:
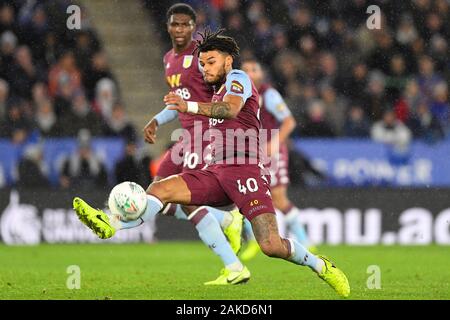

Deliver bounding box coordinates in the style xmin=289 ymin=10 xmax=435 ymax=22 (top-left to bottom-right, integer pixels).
xmin=195 ymin=28 xmax=240 ymax=59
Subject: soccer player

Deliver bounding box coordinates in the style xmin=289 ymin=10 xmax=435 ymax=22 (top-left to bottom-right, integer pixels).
xmin=129 ymin=4 xmax=250 ymax=285
xmin=239 ymin=59 xmax=315 ymax=261
xmin=73 ymin=29 xmax=350 ymax=297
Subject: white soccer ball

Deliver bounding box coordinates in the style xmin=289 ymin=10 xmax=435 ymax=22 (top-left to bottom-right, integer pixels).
xmin=108 ymin=182 xmax=147 ymax=221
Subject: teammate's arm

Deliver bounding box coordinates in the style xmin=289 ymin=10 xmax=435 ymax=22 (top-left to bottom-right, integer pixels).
xmin=143 ymin=107 xmax=178 ymax=144
xmin=264 ymin=88 xmax=296 ymax=156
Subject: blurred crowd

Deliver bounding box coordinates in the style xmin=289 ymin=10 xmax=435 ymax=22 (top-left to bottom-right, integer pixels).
xmin=146 ymin=0 xmax=450 ymax=145
xmin=0 ymin=0 xmax=151 ymax=189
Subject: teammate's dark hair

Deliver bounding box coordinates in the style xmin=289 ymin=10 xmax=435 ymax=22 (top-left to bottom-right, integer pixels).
xmin=195 ymin=28 xmax=240 ymax=59
xmin=166 ymin=3 xmax=196 ymax=23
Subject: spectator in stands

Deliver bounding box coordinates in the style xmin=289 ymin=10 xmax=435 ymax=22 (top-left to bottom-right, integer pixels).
xmin=60 ymin=130 xmax=108 ymax=189
xmin=300 ymin=100 xmax=335 ymax=137
xmin=407 ymin=100 xmax=444 ymax=143
xmin=0 ymin=4 xmax=19 ymax=37
xmin=48 ymin=50 xmax=82 ymax=98
xmin=395 ymin=14 xmax=418 ymax=47
xmin=429 ymin=34 xmax=448 ymax=72
xmin=53 ymin=75 xmax=75 ymax=117
xmin=31 ymin=82 xmax=49 ymax=106
xmin=317 ymin=52 xmax=339 ymax=89
xmin=429 ymin=82 xmax=450 ymax=132
xmin=338 ymin=62 xmax=368 ymax=106
xmin=35 ymin=99 xmax=60 ymax=137
xmin=0 ymin=78 xmax=9 ymax=119
xmin=416 ymin=55 xmax=443 ymax=99
xmin=371 ymin=109 xmax=412 ymax=153
xmin=40 ymin=32 xmax=60 ymax=68
xmin=0 ymin=30 xmax=17 ymax=77
xmin=84 ymin=51 xmax=116 ymax=100
xmin=394 ymin=79 xmax=423 ymax=122
xmin=319 ymin=84 xmax=348 ymax=135
xmin=59 ymin=91 xmax=102 ymax=137
xmin=101 ymin=103 xmax=136 ymax=141
xmin=115 ymin=139 xmax=152 ymax=187
xmin=344 ymin=105 xmax=371 ymax=138
xmin=7 ymin=45 xmax=40 ymax=100
xmin=385 ymin=54 xmax=410 ymax=102
xmin=365 ymin=71 xmax=389 ymax=122
xmin=93 ymin=77 xmax=118 ymax=118
xmin=288 ymin=6 xmax=317 ymax=47
xmin=19 ymin=5 xmax=49 ymax=61
xmin=1 ymin=98 xmax=32 ymax=144
xmin=17 ymin=143 xmax=50 ymax=188
xmin=73 ymin=31 xmax=97 ymax=77
xmin=367 ymin=32 xmax=400 ymax=74
xmin=266 ymin=27 xmax=289 ymax=66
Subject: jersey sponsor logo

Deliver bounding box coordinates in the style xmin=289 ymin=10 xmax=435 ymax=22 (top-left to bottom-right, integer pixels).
xmin=167 ymin=74 xmax=181 ymax=88
xmin=230 ymin=80 xmax=244 ymax=94
xmin=183 ymin=55 xmax=193 ymax=69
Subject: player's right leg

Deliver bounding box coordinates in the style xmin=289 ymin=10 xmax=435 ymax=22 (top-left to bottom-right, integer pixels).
xmin=250 ymin=213 xmax=350 ymax=298
xmin=74 ymin=172 xmax=250 ymax=285
xmin=73 ymin=175 xmax=191 ymax=239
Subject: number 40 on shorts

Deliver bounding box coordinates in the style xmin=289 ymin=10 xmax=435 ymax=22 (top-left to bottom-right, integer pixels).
xmin=237 ymin=178 xmax=259 ymax=195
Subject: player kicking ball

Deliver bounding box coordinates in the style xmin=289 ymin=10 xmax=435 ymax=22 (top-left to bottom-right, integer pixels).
xmin=139 ymin=3 xmax=248 ymax=285
xmin=73 ymin=29 xmax=350 ymax=297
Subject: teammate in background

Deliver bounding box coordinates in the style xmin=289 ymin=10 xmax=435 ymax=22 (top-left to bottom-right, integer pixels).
xmin=73 ymin=29 xmax=350 ymax=297
xmin=239 ymin=59 xmax=316 ymax=261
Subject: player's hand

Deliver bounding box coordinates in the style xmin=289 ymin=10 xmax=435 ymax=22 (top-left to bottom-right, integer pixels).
xmin=164 ymin=92 xmax=187 ymax=113
xmin=143 ymin=118 xmax=158 ymax=144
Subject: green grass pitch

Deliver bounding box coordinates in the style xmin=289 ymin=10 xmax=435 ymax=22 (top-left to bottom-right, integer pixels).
xmin=0 ymin=242 xmax=449 ymax=300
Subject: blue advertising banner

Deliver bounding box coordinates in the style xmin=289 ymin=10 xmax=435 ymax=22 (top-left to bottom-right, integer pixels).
xmin=294 ymin=139 xmax=450 ymax=187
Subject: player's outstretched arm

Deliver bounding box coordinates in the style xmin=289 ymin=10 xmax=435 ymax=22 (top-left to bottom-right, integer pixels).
xmin=165 ymin=92 xmax=244 ymax=119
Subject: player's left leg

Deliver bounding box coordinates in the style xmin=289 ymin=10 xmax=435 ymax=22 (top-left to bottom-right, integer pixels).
xmin=73 ymin=175 xmax=192 ymax=239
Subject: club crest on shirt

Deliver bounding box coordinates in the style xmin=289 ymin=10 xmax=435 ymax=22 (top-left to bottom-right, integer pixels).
xmin=276 ymin=103 xmax=286 ymax=111
xmin=183 ymin=55 xmax=193 ymax=69
xmin=230 ymin=80 xmax=244 ymax=94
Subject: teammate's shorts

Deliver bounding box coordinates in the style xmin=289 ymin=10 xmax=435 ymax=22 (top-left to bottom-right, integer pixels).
xmin=267 ymin=143 xmax=290 ymax=188
xmin=156 ymin=144 xmax=184 ymax=178
xmin=156 ymin=139 xmax=211 ymax=178
xmin=181 ymin=163 xmax=276 ymax=221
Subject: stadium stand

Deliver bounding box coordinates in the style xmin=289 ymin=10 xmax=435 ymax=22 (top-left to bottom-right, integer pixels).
xmin=144 ymin=0 xmax=450 ymax=140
